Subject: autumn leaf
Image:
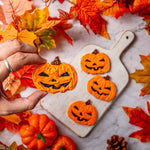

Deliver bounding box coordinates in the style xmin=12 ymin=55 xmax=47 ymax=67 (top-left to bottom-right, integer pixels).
xmin=0 ymin=24 xmax=37 ymax=46
xmin=130 ymin=53 xmax=150 ymax=96
xmin=19 ymin=7 xmax=59 ymax=50
xmin=102 ymin=0 xmax=131 ymax=19
xmin=0 ymin=0 xmax=33 ymax=24
xmin=123 ymin=101 xmax=150 ymax=142
xmin=12 ymin=65 xmax=36 ymax=88
xmin=19 ymin=6 xmax=60 ymax=32
xmin=48 ymin=9 xmax=73 ymax=45
xmin=144 ymin=19 xmax=150 ymax=35
xmin=35 ymin=28 xmax=56 ymax=50
xmin=129 ymin=0 xmax=150 ymax=14
xmin=1 ymin=114 xmax=22 ymax=125
xmin=3 ymin=73 xmax=25 ymax=98
xmin=0 ymin=111 xmax=31 ymax=134
xmin=69 ymin=0 xmax=110 ymax=39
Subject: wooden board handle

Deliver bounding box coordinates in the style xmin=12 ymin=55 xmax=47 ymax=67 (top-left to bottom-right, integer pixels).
xmin=112 ymin=31 xmax=135 ymax=58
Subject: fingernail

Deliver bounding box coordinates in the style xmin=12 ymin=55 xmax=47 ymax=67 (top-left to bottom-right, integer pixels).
xmin=41 ymin=91 xmax=48 ymax=98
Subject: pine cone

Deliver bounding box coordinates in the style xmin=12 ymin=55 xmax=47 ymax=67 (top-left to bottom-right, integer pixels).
xmin=107 ymin=135 xmax=128 ymax=150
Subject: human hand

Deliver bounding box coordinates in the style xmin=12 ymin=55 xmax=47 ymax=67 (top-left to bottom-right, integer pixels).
xmin=0 ymin=40 xmax=48 ymax=116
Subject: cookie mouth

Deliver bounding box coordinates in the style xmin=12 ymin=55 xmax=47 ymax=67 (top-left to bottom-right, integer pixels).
xmin=91 ymin=87 xmax=109 ymax=96
xmin=85 ymin=65 xmax=104 ymax=70
xmin=40 ymin=82 xmax=70 ymax=89
xmin=71 ymin=111 xmax=89 ymax=122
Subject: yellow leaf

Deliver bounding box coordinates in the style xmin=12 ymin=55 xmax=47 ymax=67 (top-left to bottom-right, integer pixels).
xmin=130 ymin=53 xmax=150 ymax=96
xmin=0 ymin=24 xmax=37 ymax=46
xmin=19 ymin=6 xmax=60 ymax=32
xmin=17 ymin=29 xmax=37 ymax=46
xmin=1 ymin=114 xmax=21 ymax=125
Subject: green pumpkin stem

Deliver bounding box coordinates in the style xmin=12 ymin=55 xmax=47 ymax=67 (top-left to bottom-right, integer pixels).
xmin=37 ymin=133 xmax=46 ymax=143
xmin=60 ymin=147 xmax=66 ymax=150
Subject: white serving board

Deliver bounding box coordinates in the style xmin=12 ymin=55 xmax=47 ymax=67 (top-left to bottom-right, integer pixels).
xmin=41 ymin=31 xmax=135 ymax=137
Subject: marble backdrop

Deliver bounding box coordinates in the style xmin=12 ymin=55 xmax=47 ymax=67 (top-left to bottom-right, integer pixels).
xmin=0 ymin=0 xmax=150 ymax=150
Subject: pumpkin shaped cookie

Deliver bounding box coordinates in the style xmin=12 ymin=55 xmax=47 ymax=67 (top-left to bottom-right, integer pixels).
xmin=33 ymin=57 xmax=78 ymax=93
xmin=80 ymin=49 xmax=110 ymax=74
xmin=68 ymin=100 xmax=97 ymax=126
xmin=87 ymin=75 xmax=116 ymax=101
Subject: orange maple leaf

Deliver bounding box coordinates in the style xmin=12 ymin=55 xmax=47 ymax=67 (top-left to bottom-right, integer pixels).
xmin=129 ymin=0 xmax=150 ymax=14
xmin=0 ymin=0 xmax=33 ymax=24
xmin=0 ymin=24 xmax=37 ymax=46
xmin=130 ymin=53 xmax=150 ymax=96
xmin=69 ymin=0 xmax=110 ymax=39
xmin=3 ymin=73 xmax=25 ymax=98
xmin=123 ymin=101 xmax=150 ymax=142
xmin=102 ymin=0 xmax=131 ymax=19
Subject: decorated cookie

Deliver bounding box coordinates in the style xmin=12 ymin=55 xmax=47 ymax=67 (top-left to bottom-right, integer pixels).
xmin=87 ymin=75 xmax=116 ymax=101
xmin=68 ymin=100 xmax=97 ymax=126
xmin=33 ymin=57 xmax=78 ymax=93
xmin=80 ymin=49 xmax=110 ymax=74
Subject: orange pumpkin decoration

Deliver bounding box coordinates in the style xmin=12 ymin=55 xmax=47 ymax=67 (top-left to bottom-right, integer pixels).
xmin=87 ymin=75 xmax=116 ymax=101
xmin=19 ymin=114 xmax=58 ymax=150
xmin=33 ymin=57 xmax=78 ymax=93
xmin=51 ymin=136 xmax=76 ymax=150
xmin=80 ymin=49 xmax=110 ymax=74
xmin=68 ymin=100 xmax=97 ymax=126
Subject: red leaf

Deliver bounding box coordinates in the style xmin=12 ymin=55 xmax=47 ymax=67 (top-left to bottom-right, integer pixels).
xmin=102 ymin=1 xmax=130 ymax=19
xmin=48 ymin=10 xmax=73 ymax=45
xmin=58 ymin=0 xmax=65 ymax=4
xmin=12 ymin=65 xmax=36 ymax=88
xmin=4 ymin=120 xmax=20 ymax=134
xmin=122 ymin=101 xmax=150 ymax=142
xmin=0 ymin=117 xmax=5 ymax=131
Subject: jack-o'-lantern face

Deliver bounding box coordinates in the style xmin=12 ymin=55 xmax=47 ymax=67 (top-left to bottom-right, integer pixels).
xmin=33 ymin=57 xmax=78 ymax=93
xmin=68 ymin=100 xmax=97 ymax=126
xmin=87 ymin=75 xmax=116 ymax=101
xmin=80 ymin=49 xmax=110 ymax=74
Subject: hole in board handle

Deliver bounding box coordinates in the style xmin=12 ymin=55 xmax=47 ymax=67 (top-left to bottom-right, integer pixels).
xmin=126 ymin=36 xmax=129 ymax=39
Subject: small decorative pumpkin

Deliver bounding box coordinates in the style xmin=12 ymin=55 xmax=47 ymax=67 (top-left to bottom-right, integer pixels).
xmin=87 ymin=75 xmax=116 ymax=101
xmin=68 ymin=100 xmax=97 ymax=126
xmin=51 ymin=136 xmax=76 ymax=150
xmin=19 ymin=114 xmax=58 ymax=150
xmin=80 ymin=49 xmax=110 ymax=74
xmin=33 ymin=57 xmax=78 ymax=93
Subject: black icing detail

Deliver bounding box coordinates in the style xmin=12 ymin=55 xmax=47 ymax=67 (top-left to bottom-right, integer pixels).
xmin=85 ymin=65 xmax=104 ymax=70
xmin=85 ymin=59 xmax=91 ymax=62
xmin=39 ymin=72 xmax=49 ymax=77
xmin=91 ymin=87 xmax=109 ymax=96
xmin=60 ymin=72 xmax=69 ymax=77
xmin=74 ymin=106 xmax=79 ymax=110
xmin=71 ymin=111 xmax=88 ymax=122
xmin=40 ymin=82 xmax=70 ymax=89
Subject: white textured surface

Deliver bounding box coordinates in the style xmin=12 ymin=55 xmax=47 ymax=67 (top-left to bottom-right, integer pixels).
xmin=0 ymin=0 xmax=150 ymax=149
xmin=41 ymin=31 xmax=135 ymax=137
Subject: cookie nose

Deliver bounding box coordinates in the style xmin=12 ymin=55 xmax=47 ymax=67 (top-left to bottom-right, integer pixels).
xmin=93 ymin=63 xmax=96 ymax=66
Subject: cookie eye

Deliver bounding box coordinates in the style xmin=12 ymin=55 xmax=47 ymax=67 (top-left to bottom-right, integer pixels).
xmin=39 ymin=72 xmax=49 ymax=77
xmin=85 ymin=59 xmax=91 ymax=62
xmin=60 ymin=72 xmax=69 ymax=77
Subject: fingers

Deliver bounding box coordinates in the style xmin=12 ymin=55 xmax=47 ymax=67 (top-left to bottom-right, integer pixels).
xmin=0 ymin=40 xmax=38 ymax=60
xmin=0 ymin=91 xmax=48 ymax=116
xmin=7 ymin=52 xmax=47 ymax=72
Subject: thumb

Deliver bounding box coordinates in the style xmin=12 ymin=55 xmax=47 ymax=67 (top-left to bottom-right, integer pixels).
xmin=1 ymin=91 xmax=48 ymax=115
